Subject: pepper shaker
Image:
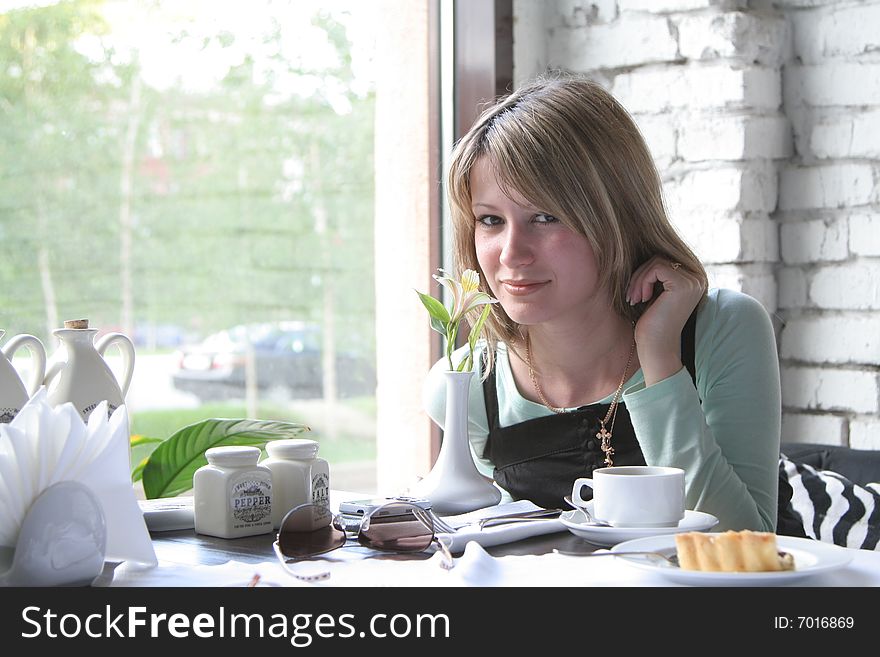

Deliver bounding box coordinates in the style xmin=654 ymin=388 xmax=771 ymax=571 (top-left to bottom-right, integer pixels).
xmin=193 ymin=446 xmax=273 ymax=538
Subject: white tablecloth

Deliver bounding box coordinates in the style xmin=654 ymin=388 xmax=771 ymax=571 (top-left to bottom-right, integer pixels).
xmin=107 ymin=539 xmax=880 ymax=588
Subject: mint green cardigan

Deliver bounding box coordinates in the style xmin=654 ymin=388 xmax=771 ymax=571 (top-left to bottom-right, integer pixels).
xmin=423 ymin=288 xmax=781 ymax=532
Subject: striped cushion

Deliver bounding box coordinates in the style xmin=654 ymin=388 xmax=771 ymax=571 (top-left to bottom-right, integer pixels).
xmin=780 ymin=453 xmax=880 ymax=550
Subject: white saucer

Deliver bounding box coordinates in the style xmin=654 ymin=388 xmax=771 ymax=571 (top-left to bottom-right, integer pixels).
xmin=560 ymin=504 xmax=718 ymax=547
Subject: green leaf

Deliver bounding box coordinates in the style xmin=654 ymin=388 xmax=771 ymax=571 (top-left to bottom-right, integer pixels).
xmin=130 ymin=436 xmax=164 ymax=483
xmin=130 ymin=435 xmax=164 ymax=447
xmin=416 ymin=290 xmax=450 ymax=324
xmin=468 ymin=303 xmax=493 ymax=353
xmin=430 ymin=316 xmax=447 ymax=336
xmin=445 ymin=321 xmax=460 ymax=370
xmin=130 ymin=456 xmax=149 ymax=484
xmin=141 ymin=418 xmax=310 ymax=499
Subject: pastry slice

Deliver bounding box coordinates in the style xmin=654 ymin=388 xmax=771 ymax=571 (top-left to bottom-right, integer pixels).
xmin=674 ymin=530 xmax=795 ymax=572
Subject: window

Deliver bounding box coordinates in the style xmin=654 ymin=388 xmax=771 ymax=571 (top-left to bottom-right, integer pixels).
xmin=1 ymin=0 xmax=426 ymax=495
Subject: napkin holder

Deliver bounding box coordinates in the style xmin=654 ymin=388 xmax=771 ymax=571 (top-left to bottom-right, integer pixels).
xmin=0 ymin=481 xmax=106 ymax=586
xmin=0 ymin=389 xmax=157 ymax=585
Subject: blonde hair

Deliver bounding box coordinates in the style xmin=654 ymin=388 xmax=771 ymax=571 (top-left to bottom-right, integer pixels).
xmin=447 ymin=74 xmax=707 ymax=373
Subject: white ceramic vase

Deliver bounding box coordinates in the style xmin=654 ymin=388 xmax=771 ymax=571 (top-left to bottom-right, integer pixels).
xmin=411 ymin=370 xmax=501 ymax=514
xmin=43 ymin=327 xmax=135 ymax=421
xmin=0 ymin=329 xmax=47 ymax=424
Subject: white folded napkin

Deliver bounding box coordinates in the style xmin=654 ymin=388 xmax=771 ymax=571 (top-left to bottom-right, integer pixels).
xmin=435 ymin=500 xmax=566 ymax=553
xmin=0 ymin=389 xmax=156 ymax=567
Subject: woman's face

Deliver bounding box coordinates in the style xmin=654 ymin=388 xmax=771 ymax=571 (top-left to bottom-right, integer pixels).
xmin=470 ymin=157 xmax=607 ymax=328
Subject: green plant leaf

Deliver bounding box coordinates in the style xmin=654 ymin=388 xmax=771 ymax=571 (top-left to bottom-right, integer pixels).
xmin=468 ymin=303 xmax=493 ymax=353
xmin=416 ymin=290 xmax=450 ymax=324
xmin=131 ymin=456 xmax=150 ymax=484
xmin=445 ymin=321 xmax=460 ymax=370
xmin=141 ymin=418 xmax=310 ymax=499
xmin=131 ymin=435 xmax=164 ymax=447
xmin=429 ymin=316 xmax=447 ymax=336
xmin=130 ymin=435 xmax=165 ymax=483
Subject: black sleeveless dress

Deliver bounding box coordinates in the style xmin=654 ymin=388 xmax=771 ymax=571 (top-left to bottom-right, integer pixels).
xmin=478 ymin=312 xmax=804 ymax=536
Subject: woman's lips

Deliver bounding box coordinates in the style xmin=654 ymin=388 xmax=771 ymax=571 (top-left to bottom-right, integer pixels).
xmin=500 ymin=280 xmax=548 ymax=296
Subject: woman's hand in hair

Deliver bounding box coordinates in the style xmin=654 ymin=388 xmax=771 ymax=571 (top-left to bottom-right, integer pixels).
xmin=626 ymin=256 xmax=705 ymax=387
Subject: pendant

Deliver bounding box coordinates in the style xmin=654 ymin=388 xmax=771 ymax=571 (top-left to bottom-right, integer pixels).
xmin=597 ymin=424 xmax=614 ymax=467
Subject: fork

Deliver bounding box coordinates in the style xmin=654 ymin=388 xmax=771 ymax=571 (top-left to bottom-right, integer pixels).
xmin=552 ymin=549 xmax=678 ymax=567
xmin=428 ymin=511 xmax=457 ymax=534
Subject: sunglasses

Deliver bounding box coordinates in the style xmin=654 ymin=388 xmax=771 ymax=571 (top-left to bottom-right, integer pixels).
xmin=273 ymin=501 xmax=454 ymax=581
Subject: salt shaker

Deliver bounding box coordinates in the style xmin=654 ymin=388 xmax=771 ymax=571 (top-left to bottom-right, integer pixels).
xmin=193 ymin=446 xmax=273 ymax=539
xmin=262 ymin=439 xmax=330 ymax=529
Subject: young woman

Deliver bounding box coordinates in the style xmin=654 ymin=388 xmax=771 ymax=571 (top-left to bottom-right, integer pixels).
xmin=423 ymin=75 xmax=781 ymax=532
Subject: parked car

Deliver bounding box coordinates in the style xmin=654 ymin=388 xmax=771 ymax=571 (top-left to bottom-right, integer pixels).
xmin=171 ymin=321 xmax=375 ymax=401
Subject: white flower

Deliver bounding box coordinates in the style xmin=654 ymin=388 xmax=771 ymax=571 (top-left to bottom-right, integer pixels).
xmin=433 ymin=268 xmax=497 ymax=325
xmin=417 ymin=269 xmax=498 ymax=371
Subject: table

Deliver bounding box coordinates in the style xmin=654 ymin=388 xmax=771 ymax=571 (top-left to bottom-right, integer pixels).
xmin=141 ymin=518 xmax=592 ymax=567
xmin=106 ymin=492 xmax=880 ymax=588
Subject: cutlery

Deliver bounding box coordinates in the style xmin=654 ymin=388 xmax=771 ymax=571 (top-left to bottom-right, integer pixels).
xmin=428 ymin=511 xmax=457 ymax=534
xmin=478 ymin=508 xmax=562 ymax=529
xmin=552 ymin=549 xmax=678 ymax=567
xmin=562 ymin=495 xmax=612 ymax=527
xmin=430 ymin=508 xmax=560 ymax=533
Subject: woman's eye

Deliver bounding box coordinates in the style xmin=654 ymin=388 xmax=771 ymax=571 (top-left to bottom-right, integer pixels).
xmin=476 ymin=215 xmax=503 ymax=226
xmin=534 ymin=213 xmax=559 ymax=224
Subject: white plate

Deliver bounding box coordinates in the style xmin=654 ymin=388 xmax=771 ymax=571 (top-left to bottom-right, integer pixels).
xmin=610 ymin=534 xmax=854 ymax=586
xmin=560 ymin=505 xmax=718 ymax=547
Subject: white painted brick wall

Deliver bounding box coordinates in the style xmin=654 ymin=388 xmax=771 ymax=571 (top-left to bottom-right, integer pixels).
xmin=810 ymin=110 xmax=880 ymax=159
xmin=781 ymin=366 xmax=879 ymax=414
xmin=851 ymin=418 xmax=880 ymax=451
xmin=778 ymin=267 xmax=807 ymax=309
xmin=549 ymin=15 xmax=679 ymax=70
xmin=678 ymin=12 xmax=788 ymax=65
xmin=620 ymin=0 xmax=747 ymax=11
xmin=671 ymin=212 xmax=777 ymax=263
xmin=780 ymin=314 xmax=880 ymax=364
xmin=552 ymin=0 xmax=618 ymax=27
xmin=850 ymin=214 xmax=880 ymax=256
xmin=613 ymin=65 xmax=781 ymax=112
xmin=679 ymin=114 xmax=792 ymax=161
xmin=778 ymin=164 xmax=880 ymax=211
xmin=513 ymin=0 xmax=550 ymax=86
xmin=782 ymin=412 xmax=846 ymax=445
xmin=517 ymin=0 xmax=880 ymax=451
xmin=665 ymin=164 xmax=777 ymax=213
xmin=706 ymin=264 xmax=777 ymax=312
xmin=808 ymin=262 xmax=880 ymax=310
xmin=632 ymin=114 xmax=677 ymax=169
xmin=777 ymin=0 xmax=847 ymax=8
xmin=779 ymin=217 xmax=848 ymax=264
xmin=791 ymin=3 xmax=880 ymax=64
xmin=785 ymin=63 xmax=880 ymax=106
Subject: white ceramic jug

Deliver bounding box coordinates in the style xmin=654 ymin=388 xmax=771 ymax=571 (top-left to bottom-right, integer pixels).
xmin=0 ymin=329 xmax=47 ymax=423
xmin=43 ymin=319 xmax=135 ymax=421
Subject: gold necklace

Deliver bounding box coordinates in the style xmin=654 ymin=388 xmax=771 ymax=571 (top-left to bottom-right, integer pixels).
xmin=525 ymin=333 xmax=636 ymax=467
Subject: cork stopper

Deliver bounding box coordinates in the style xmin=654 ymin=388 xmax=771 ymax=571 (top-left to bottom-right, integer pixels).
xmin=64 ymin=319 xmax=89 ymax=329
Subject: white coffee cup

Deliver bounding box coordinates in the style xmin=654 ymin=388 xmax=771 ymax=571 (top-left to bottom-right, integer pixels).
xmin=571 ymin=466 xmax=686 ymax=528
